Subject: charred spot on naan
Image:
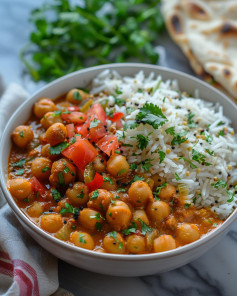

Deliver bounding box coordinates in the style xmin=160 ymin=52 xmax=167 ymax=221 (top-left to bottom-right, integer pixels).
xmin=223 ymin=68 xmax=232 ymax=78
xmin=220 ymin=23 xmax=237 ymax=37
xmin=185 ymin=2 xmax=210 ymax=20
xmin=170 ymin=14 xmax=183 ymax=35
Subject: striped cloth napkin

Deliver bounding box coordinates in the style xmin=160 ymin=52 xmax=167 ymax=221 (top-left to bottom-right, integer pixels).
xmin=0 ymin=83 xmax=71 ymax=296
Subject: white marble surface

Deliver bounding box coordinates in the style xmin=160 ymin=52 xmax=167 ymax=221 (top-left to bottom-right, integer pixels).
xmin=1 ymin=1 xmax=237 ymax=295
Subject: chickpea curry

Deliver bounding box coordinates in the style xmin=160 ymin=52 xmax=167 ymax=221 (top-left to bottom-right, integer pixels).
xmin=8 ymin=88 xmax=223 ymax=255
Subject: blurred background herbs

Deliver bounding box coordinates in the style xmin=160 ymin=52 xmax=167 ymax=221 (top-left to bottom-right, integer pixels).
xmin=20 ymin=0 xmax=165 ymax=82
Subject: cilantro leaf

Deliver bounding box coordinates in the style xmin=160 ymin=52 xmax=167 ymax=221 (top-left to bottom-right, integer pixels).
xmin=136 ymin=103 xmax=168 ymax=129
xmin=131 ymin=175 xmax=145 ymax=183
xmin=175 ymin=173 xmax=181 ymax=181
xmin=165 ymin=127 xmax=175 ymax=135
xmin=122 ymin=222 xmax=137 ymax=235
xmin=51 ymin=188 xmax=61 ymax=202
xmin=73 ymin=91 xmax=82 ymax=101
xmin=103 ymin=177 xmax=113 ymax=185
xmin=13 ymin=159 xmax=26 ymax=168
xmin=50 ymin=142 xmax=69 ymax=155
xmin=158 ymin=149 xmax=165 ymax=163
xmin=211 ymin=179 xmax=227 ymax=189
xmin=185 ymin=112 xmax=196 ymax=129
xmin=138 ymin=219 xmax=152 ymax=235
xmin=136 ymin=134 xmax=149 ymax=150
xmin=16 ymin=169 xmax=25 ymax=176
xmin=153 ymin=183 xmax=167 ymax=199
xmin=90 ymin=189 xmax=99 ymax=200
xmin=179 ymin=157 xmax=197 ymax=169
xmin=60 ymin=203 xmax=76 ymax=215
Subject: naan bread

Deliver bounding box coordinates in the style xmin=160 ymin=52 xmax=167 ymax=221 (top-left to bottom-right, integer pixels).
xmin=161 ymin=0 xmax=237 ymax=100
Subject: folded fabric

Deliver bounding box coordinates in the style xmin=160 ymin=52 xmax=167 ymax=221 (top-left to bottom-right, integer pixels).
xmin=0 ymin=83 xmax=60 ymax=295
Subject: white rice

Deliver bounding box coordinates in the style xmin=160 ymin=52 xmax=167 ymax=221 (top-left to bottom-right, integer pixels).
xmin=91 ymin=70 xmax=237 ymax=219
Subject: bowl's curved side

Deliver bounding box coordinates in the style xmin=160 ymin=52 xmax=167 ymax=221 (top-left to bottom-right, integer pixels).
xmin=1 ymin=63 xmax=237 ymax=276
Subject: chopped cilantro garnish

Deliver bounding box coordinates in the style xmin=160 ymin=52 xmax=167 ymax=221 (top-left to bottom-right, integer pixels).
xmin=175 ymin=173 xmax=181 ymax=181
xmin=153 ymin=183 xmax=167 ymax=199
xmin=103 ymin=177 xmax=113 ymax=184
xmin=131 ymin=175 xmax=145 ymax=183
xmin=52 ymin=110 xmax=62 ymax=117
xmin=79 ymin=233 xmax=86 ymax=244
xmin=117 ymin=188 xmax=126 ymax=193
xmin=64 ymin=166 xmax=70 ymax=174
xmin=123 ymin=120 xmax=138 ymax=131
xmin=73 ymin=91 xmax=82 ymax=101
xmin=200 ymin=130 xmax=213 ymax=144
xmin=60 ymin=203 xmax=76 ymax=215
xmin=141 ymin=159 xmax=153 ymax=171
xmin=117 ymin=169 xmax=127 ymax=176
xmin=95 ymin=222 xmax=102 ymax=231
xmin=90 ymin=212 xmax=105 ymax=221
xmin=192 ymin=148 xmax=212 ymax=166
xmin=184 ymin=203 xmax=191 ymax=209
xmin=226 ymin=190 xmax=234 ymax=202
xmin=130 ymin=163 xmax=138 ymax=170
xmin=13 ymin=159 xmax=25 ymax=168
xmin=90 ymin=189 xmax=99 ymax=200
xmin=217 ymin=121 xmax=224 ymax=126
xmin=179 ymin=157 xmax=197 ymax=169
xmin=51 ymin=188 xmax=61 ymax=202
xmin=77 ymin=189 xmax=84 ymax=199
xmin=193 ymin=197 xmax=197 ymax=204
xmin=115 ymin=86 xmax=122 ymax=95
xmin=185 ymin=111 xmax=196 ymax=129
xmin=114 ymin=97 xmax=125 ymax=107
xmin=16 ymin=169 xmax=25 ymax=176
xmin=23 ymin=198 xmax=29 ymax=202
xmin=136 ymin=102 xmax=168 ymax=129
xmin=122 ymin=222 xmax=137 ymax=235
xmin=136 ymin=134 xmax=149 ymax=150
xmin=50 ymin=142 xmax=69 ymax=155
xmin=218 ymin=130 xmax=225 ymax=137
xmin=20 ymin=130 xmax=24 ymax=138
xmin=138 ymin=219 xmax=152 ymax=235
xmin=158 ymin=149 xmax=165 ymax=163
xmin=42 ymin=166 xmax=50 ymax=173
xmin=90 ymin=118 xmax=101 ymax=129
xmin=205 ymin=149 xmax=214 ymax=156
xmin=58 ymin=171 xmax=65 ymax=186
xmin=171 ymin=131 xmax=188 ymax=145
xmin=211 ymin=179 xmax=227 ymax=189
xmin=165 ymin=126 xmax=175 ymax=135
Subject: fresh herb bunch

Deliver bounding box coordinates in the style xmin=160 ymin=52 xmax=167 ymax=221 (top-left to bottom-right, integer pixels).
xmin=20 ymin=0 xmax=164 ymax=82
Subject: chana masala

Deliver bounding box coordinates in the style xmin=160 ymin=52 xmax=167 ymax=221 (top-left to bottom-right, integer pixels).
xmin=8 ymin=88 xmax=223 ymax=254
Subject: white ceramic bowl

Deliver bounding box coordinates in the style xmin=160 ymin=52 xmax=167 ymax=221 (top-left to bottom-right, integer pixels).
xmin=1 ymin=63 xmax=237 ymax=276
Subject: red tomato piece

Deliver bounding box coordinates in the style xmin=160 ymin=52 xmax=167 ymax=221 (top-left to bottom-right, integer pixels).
xmin=67 ymin=106 xmax=79 ymax=112
xmin=30 ymin=176 xmax=46 ymax=196
xmin=107 ymin=112 xmax=124 ymax=122
xmin=85 ymin=172 xmax=103 ymax=192
xmin=96 ymin=135 xmax=119 ymax=156
xmin=87 ymin=103 xmax=106 ymax=126
xmin=75 ymin=123 xmax=88 ymax=138
xmin=66 ymin=124 xmax=75 ymax=139
xmin=62 ymin=138 xmax=98 ymax=170
xmin=62 ymin=112 xmax=87 ymax=124
xmin=88 ymin=125 xmax=107 ymax=142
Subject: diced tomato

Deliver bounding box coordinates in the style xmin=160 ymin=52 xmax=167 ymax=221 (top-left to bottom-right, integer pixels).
xmin=116 ymin=119 xmax=123 ymax=129
xmin=67 ymin=106 xmax=79 ymax=112
xmin=96 ymin=134 xmax=119 ymax=156
xmin=88 ymin=125 xmax=107 ymax=142
xmin=107 ymin=112 xmax=124 ymax=122
xmin=75 ymin=123 xmax=88 ymax=138
xmin=66 ymin=124 xmax=75 ymax=139
xmin=85 ymin=172 xmax=103 ymax=192
xmin=30 ymin=176 xmax=46 ymax=196
xmin=62 ymin=138 xmax=98 ymax=170
xmin=62 ymin=112 xmax=87 ymax=124
xmin=87 ymin=103 xmax=106 ymax=125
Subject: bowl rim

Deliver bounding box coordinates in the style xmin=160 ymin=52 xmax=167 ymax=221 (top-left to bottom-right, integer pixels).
xmin=1 ymin=62 xmax=237 ymax=261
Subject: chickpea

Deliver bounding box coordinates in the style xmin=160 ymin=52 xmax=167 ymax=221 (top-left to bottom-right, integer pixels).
xmin=77 ymin=168 xmax=84 ymax=182
xmin=92 ymin=155 xmax=106 ymax=173
xmin=128 ymin=181 xmax=153 ymax=208
xmin=31 ymin=157 xmax=52 ymax=180
xmin=8 ymin=178 xmax=32 ymax=200
xmin=153 ymin=235 xmax=176 ymax=252
xmin=45 ymin=123 xmax=67 ymax=146
xmin=87 ymin=189 xmax=112 ymax=212
xmin=27 ymin=201 xmax=44 ymax=218
xmin=151 ymin=174 xmax=166 ymax=188
xmin=66 ymin=89 xmax=90 ymax=105
xmin=159 ymin=184 xmax=176 ymax=201
xmin=40 ymin=214 xmax=63 ymax=233
xmin=70 ymin=231 xmax=94 ymax=250
xmin=132 ymin=210 xmax=150 ymax=228
xmin=34 ymin=98 xmax=56 ymax=119
xmin=66 ymin=182 xmax=89 ymax=206
xmin=103 ymin=232 xmax=125 ymax=254
xmin=78 ymin=208 xmax=103 ymax=231
xmin=107 ymin=155 xmax=129 ymax=177
xmin=12 ymin=125 xmax=33 ymax=148
xmin=40 ymin=111 xmax=63 ymax=130
xmin=38 ymin=132 xmax=46 ymax=144
xmin=176 ymin=223 xmax=200 ymax=244
xmin=49 ymin=159 xmax=76 ymax=187
xmin=106 ymin=200 xmax=132 ymax=231
xmin=100 ymin=173 xmax=117 ymax=191
xmin=146 ymin=200 xmax=170 ymax=223
xmin=126 ymin=234 xmax=146 ymax=254
xmin=41 ymin=144 xmax=59 ymax=161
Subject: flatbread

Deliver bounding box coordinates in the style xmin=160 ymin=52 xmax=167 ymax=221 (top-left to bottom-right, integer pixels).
xmin=161 ymin=0 xmax=237 ymax=100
